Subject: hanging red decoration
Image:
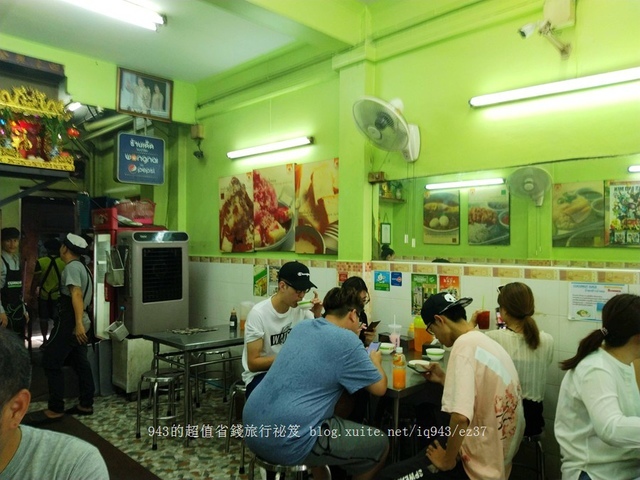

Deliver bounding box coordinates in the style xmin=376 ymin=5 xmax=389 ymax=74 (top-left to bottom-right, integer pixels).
xmin=67 ymin=126 xmax=80 ymax=138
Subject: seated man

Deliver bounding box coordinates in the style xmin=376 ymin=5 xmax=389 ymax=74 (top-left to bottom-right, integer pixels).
xmin=0 ymin=327 xmax=108 ymax=479
xmin=241 ymin=261 xmax=322 ymax=398
xmin=243 ymin=287 xmax=388 ymax=480
xmin=379 ymin=292 xmax=524 ymax=480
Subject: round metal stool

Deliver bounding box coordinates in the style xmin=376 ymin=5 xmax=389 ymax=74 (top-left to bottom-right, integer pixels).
xmin=248 ymin=456 xmax=331 ymax=480
xmin=135 ymin=367 xmax=184 ymax=450
xmin=225 ymin=380 xmax=247 ymax=473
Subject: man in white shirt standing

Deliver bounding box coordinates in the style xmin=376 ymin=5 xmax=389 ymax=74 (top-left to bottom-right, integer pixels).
xmin=241 ymin=261 xmax=322 ymax=398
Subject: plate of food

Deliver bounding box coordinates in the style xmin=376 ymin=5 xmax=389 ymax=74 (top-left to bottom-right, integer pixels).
xmin=295 ymin=225 xmax=325 ymax=254
xmin=467 ymin=205 xmax=510 ymax=245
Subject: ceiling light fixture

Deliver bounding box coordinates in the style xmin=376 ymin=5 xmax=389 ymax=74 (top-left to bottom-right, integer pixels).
xmin=628 ymin=165 xmax=640 ymax=173
xmin=470 ymin=66 xmax=640 ymax=107
xmin=227 ymin=136 xmax=314 ymax=159
xmin=59 ymin=0 xmax=165 ymax=31
xmin=425 ymin=178 xmax=505 ymax=191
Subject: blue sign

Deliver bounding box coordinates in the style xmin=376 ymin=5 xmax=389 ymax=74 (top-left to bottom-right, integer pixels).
xmin=391 ymin=272 xmax=403 ymax=286
xmin=116 ymin=133 xmax=165 ymax=185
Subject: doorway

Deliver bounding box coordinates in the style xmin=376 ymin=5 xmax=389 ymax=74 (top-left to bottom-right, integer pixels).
xmin=20 ymin=195 xmax=76 ymax=345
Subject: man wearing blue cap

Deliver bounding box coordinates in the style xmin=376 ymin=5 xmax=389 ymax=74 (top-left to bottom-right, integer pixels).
xmin=0 ymin=227 xmax=28 ymax=337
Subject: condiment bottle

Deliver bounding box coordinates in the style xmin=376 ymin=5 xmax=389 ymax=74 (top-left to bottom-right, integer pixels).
xmin=392 ymin=346 xmax=406 ymax=389
xmin=229 ymin=308 xmax=238 ymax=333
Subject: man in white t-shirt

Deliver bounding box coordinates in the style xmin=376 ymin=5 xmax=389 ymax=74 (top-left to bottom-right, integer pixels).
xmin=241 ymin=261 xmax=322 ymax=397
xmin=379 ymin=292 xmax=524 ymax=480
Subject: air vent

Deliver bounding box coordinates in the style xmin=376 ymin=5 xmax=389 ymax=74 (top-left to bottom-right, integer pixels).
xmin=141 ymin=247 xmax=183 ymax=303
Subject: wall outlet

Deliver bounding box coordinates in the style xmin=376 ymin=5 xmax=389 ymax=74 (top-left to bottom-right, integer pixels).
xmin=368 ymin=171 xmax=387 ymax=183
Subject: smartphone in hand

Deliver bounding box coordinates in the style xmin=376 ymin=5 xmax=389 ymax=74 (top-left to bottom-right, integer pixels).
xmin=366 ymin=320 xmax=381 ymax=332
xmin=367 ymin=342 xmax=380 ymax=353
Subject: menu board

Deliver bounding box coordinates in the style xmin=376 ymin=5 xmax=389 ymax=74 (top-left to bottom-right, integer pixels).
xmin=253 ymin=164 xmax=295 ymax=252
xmin=569 ymin=282 xmax=627 ymax=321
xmin=605 ymin=180 xmax=640 ymax=247
xmin=467 ymin=186 xmax=509 ymax=245
xmin=423 ymin=190 xmax=460 ymax=245
xmin=295 ymin=158 xmax=339 ymax=255
xmin=552 ymin=181 xmax=604 ymax=247
xmin=219 ymin=173 xmax=254 ymax=253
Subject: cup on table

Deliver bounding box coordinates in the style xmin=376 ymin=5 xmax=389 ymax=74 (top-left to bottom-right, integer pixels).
xmin=476 ymin=310 xmax=490 ymax=330
xmin=240 ymin=317 xmax=246 ymax=331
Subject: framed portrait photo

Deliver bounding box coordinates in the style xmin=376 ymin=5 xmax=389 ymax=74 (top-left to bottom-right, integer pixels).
xmin=117 ymin=67 xmax=173 ymax=122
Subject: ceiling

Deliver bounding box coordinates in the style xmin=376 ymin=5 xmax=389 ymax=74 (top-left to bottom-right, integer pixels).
xmin=0 ymin=0 xmax=336 ymax=84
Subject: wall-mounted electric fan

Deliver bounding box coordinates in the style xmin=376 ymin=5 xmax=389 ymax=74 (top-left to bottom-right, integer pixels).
xmin=352 ymin=96 xmax=421 ymax=162
xmin=507 ymin=166 xmax=553 ymax=206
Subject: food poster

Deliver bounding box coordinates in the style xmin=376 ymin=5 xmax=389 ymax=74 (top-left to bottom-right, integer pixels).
xmin=552 ymin=181 xmax=605 ymax=247
xmin=295 ymin=158 xmax=339 ymax=254
xmin=268 ymin=266 xmax=281 ymax=295
xmin=253 ymin=164 xmax=295 ymax=252
xmin=253 ymin=265 xmax=268 ymax=297
xmin=605 ymin=180 xmax=640 ymax=247
xmin=467 ymin=186 xmax=510 ymax=245
xmin=438 ymin=275 xmax=460 ymax=298
xmin=411 ymin=274 xmax=438 ymax=315
xmin=219 ymin=173 xmax=254 ymax=253
xmin=423 ymin=190 xmax=460 ymax=245
xmin=569 ymin=282 xmax=627 ymax=321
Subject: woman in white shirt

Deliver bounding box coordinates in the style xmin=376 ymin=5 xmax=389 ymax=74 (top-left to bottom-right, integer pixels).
xmin=555 ymin=293 xmax=640 ymax=480
xmin=472 ymin=282 xmax=553 ymax=436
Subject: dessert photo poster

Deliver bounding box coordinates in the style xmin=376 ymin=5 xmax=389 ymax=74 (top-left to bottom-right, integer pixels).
xmin=253 ymin=164 xmax=295 ymax=252
xmin=295 ymin=158 xmax=339 ymax=255
xmin=219 ymin=173 xmax=254 ymax=253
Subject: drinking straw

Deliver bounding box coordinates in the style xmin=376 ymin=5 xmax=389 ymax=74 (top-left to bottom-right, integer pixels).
xmin=482 ymin=296 xmax=485 ymax=310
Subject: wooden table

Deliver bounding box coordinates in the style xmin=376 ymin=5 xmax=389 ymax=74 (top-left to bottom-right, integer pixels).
xmin=143 ymin=327 xmax=244 ymax=444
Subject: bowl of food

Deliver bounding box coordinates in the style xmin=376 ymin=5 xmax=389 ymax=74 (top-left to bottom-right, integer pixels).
xmin=379 ymin=342 xmax=395 ymax=355
xmin=295 ymin=225 xmax=325 ymax=254
xmin=297 ymin=298 xmax=314 ymax=310
xmin=424 ymin=347 xmax=445 ymax=361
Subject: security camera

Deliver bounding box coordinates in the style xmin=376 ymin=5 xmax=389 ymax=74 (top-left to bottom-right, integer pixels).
xmin=193 ymin=150 xmax=204 ymax=160
xmin=518 ymin=22 xmax=538 ymax=38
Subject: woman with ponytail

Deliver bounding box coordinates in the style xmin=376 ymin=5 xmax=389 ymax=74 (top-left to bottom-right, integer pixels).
xmin=472 ymin=282 xmax=554 ymax=436
xmin=555 ymin=293 xmax=640 ymax=480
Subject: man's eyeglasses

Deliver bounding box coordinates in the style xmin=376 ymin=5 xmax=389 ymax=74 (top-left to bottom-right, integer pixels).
xmin=426 ymin=321 xmax=435 ymax=335
xmin=283 ymin=281 xmax=310 ymax=295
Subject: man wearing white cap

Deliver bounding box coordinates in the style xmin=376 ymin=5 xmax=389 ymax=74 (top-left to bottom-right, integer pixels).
xmin=28 ymin=234 xmax=95 ymax=423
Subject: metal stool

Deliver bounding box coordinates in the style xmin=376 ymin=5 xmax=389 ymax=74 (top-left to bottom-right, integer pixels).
xmin=135 ymin=368 xmax=184 ymax=450
xmin=248 ymin=456 xmax=331 ymax=480
xmin=225 ymin=380 xmax=247 ymax=473
xmin=514 ymin=433 xmax=545 ymax=480
xmin=192 ymin=349 xmax=234 ymax=405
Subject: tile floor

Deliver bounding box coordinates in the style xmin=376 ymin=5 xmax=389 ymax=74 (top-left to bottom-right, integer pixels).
xmin=30 ymin=383 xmax=249 ymax=480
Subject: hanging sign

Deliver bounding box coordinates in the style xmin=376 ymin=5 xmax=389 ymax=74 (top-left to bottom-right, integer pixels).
xmin=116 ymin=132 xmax=165 ymax=185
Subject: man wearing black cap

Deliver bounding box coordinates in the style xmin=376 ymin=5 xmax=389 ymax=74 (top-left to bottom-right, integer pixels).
xmin=379 ymin=292 xmax=524 ymax=480
xmin=241 ymin=261 xmax=322 ymax=398
xmin=30 ymin=234 xmax=95 ymax=423
xmin=0 ymin=227 xmax=28 ymax=337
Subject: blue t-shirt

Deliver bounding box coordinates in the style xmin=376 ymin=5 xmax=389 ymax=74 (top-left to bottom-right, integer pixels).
xmin=243 ymin=317 xmax=382 ymax=465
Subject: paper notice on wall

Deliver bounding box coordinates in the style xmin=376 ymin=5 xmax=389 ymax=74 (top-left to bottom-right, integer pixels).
xmin=569 ymin=282 xmax=627 ymax=321
xmin=438 ymin=275 xmax=460 ymax=298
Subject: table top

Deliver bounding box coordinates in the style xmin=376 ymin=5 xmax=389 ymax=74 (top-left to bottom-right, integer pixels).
xmin=142 ymin=327 xmax=244 ymax=351
xmin=381 ymin=348 xmax=448 ymax=399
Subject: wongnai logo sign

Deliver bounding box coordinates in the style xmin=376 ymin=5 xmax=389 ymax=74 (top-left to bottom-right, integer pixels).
xmin=116 ymin=133 xmax=165 ymax=185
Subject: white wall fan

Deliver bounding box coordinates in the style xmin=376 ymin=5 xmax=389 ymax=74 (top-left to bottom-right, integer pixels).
xmin=352 ymin=96 xmax=421 ymax=162
xmin=507 ymin=166 xmax=553 ymax=206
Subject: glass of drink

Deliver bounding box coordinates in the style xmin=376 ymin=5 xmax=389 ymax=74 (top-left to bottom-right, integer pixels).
xmin=476 ymin=310 xmax=490 ymax=330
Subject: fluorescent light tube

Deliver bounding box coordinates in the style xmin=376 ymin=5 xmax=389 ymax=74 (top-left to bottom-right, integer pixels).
xmin=227 ymin=136 xmax=314 ymax=159
xmin=470 ymin=66 xmax=640 ymax=107
xmin=66 ymin=102 xmax=83 ymax=112
xmin=60 ymin=0 xmax=165 ymax=31
xmin=425 ymin=178 xmax=505 ymax=190
xmin=628 ymin=165 xmax=640 ymax=173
